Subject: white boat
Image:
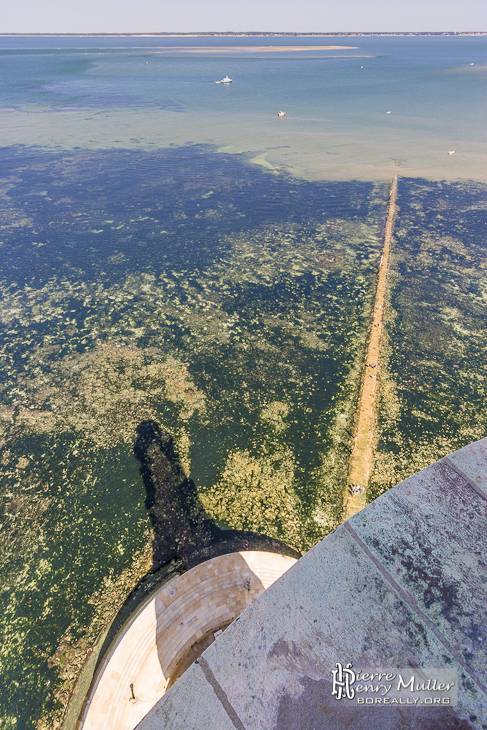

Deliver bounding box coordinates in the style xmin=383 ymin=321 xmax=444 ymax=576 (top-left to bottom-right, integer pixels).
xmin=215 ymin=76 xmax=232 ymax=84
xmin=448 ymin=150 xmax=455 ymax=155
xmin=277 ymin=111 xmax=286 ymax=117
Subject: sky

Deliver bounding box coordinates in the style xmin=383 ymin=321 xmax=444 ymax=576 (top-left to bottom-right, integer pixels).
xmin=1 ymin=0 xmax=486 ymax=34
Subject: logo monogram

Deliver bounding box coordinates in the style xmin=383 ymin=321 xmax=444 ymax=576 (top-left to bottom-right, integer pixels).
xmin=331 ymin=662 xmax=356 ymax=700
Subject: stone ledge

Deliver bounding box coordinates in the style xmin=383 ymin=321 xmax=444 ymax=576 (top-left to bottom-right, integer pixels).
xmin=136 ymin=437 xmax=487 ymax=730
xmin=79 ymin=551 xmax=296 ymax=730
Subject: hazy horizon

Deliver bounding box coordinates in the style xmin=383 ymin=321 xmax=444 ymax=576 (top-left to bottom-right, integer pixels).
xmin=2 ymin=0 xmax=486 ymax=34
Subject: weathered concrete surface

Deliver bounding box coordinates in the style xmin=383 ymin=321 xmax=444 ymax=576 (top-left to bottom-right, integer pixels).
xmin=136 ymin=437 xmax=487 ymax=730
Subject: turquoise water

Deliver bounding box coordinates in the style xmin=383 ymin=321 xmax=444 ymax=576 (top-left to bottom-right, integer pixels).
xmin=0 ymin=36 xmax=486 ymax=730
xmin=0 ymin=35 xmax=486 ymax=179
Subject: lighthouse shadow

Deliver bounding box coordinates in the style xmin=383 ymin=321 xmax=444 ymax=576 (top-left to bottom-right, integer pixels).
xmin=133 ymin=419 xmax=300 ymax=571
xmin=132 ymin=420 xmax=300 ymax=694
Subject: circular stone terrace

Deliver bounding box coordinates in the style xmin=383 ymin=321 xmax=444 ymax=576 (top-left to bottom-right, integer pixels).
xmin=78 ymin=551 xmax=297 ymax=730
xmin=136 ymin=437 xmax=487 ymax=730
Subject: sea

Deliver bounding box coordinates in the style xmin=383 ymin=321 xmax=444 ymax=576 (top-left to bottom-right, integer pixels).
xmin=0 ymin=35 xmax=486 ymax=729
xmin=0 ymin=34 xmax=486 ymax=180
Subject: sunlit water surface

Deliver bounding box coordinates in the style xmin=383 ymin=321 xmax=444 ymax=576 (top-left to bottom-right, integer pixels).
xmin=0 ymin=35 xmax=486 ymax=180
xmin=0 ymin=35 xmax=486 ymax=730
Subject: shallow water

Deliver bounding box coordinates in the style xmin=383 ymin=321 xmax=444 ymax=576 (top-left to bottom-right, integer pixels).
xmin=370 ymin=177 xmax=487 ymax=500
xmin=0 ymin=36 xmax=486 ymax=730
xmin=0 ymin=145 xmax=389 ymax=727
xmin=0 ymin=35 xmax=486 ymax=180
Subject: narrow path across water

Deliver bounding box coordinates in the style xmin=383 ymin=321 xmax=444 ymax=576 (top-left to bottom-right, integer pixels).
xmin=344 ymin=177 xmax=398 ymax=519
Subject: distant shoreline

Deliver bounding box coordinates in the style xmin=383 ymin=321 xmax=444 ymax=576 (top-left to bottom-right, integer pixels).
xmin=0 ymin=32 xmax=485 ymax=37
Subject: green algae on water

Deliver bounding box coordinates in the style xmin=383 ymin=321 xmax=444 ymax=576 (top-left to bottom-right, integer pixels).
xmin=0 ymin=145 xmax=389 ymax=729
xmin=369 ymin=178 xmax=487 ymax=501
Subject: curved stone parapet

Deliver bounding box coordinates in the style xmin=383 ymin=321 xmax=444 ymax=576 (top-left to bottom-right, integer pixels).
xmin=135 ymin=437 xmax=487 ymax=730
xmin=78 ymin=551 xmax=297 ymax=730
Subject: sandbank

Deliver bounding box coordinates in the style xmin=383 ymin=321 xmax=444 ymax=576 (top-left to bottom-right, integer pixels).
xmin=157 ymin=45 xmax=358 ymax=53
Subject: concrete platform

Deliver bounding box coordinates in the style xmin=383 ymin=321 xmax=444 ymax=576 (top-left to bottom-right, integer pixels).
xmin=79 ymin=551 xmax=296 ymax=730
xmin=136 ymin=437 xmax=487 ymax=730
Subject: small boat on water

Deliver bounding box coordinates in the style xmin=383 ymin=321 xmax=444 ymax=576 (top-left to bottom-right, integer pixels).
xmin=448 ymin=150 xmax=455 ymax=155
xmin=385 ymin=111 xmax=392 ymax=115
xmin=277 ymin=110 xmax=286 ymax=117
xmin=215 ymin=76 xmax=232 ymax=84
